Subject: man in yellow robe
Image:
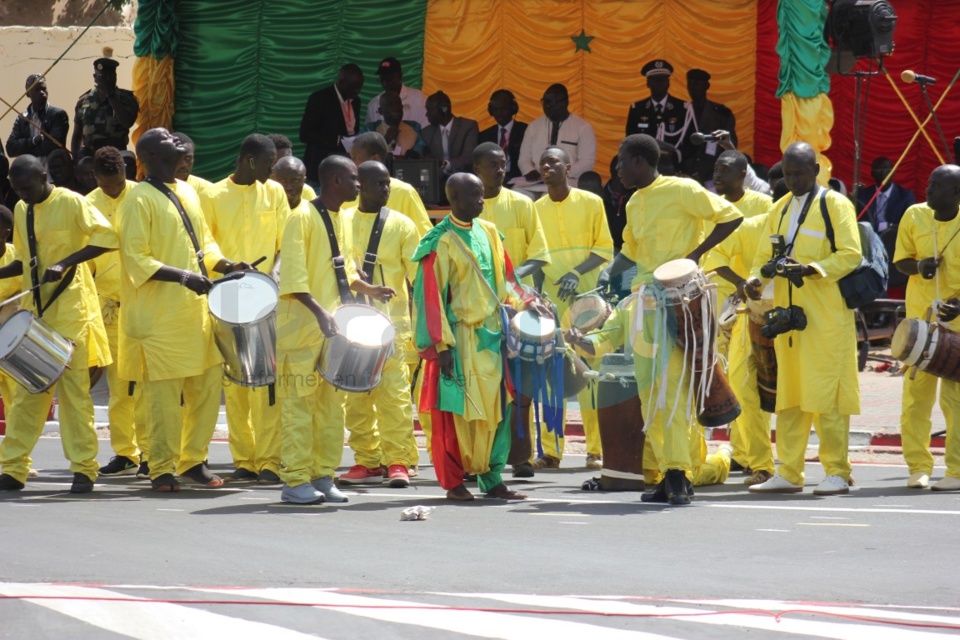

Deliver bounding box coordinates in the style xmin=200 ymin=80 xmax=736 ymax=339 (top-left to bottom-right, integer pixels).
xmin=534 ymin=147 xmax=614 ymax=470
xmin=0 ymin=207 xmax=20 ymax=416
xmin=894 ymin=165 xmax=960 ymax=491
xmin=413 ymin=173 xmax=550 ymax=501
xmin=338 ymin=161 xmax=422 ymax=488
xmin=599 ymin=134 xmax=742 ymax=505
xmin=745 ymin=142 xmax=862 ymax=496
xmin=173 ymin=132 xmax=213 ymax=197
xmin=118 ymin=128 xmax=252 ymax=493
xmin=87 ymin=146 xmax=142 ymax=476
xmin=0 ymin=155 xmax=118 ymax=493
xmin=275 ymin=155 xmax=394 ymax=504
xmin=201 ymin=134 xmax=290 ymax=484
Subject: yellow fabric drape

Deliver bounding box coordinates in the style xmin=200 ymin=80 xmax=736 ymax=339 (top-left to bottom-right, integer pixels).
xmin=131 ymin=55 xmax=175 ymax=148
xmin=423 ymin=0 xmax=758 ymax=179
xmin=780 ymin=92 xmax=833 ymax=184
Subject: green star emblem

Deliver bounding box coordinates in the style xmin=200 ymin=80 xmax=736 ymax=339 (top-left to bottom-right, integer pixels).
xmin=571 ymin=29 xmax=595 ymax=53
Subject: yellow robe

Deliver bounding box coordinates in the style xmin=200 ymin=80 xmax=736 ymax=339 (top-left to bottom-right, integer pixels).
xmin=302 ymin=184 xmax=317 ymax=202
xmin=0 ymin=244 xmax=20 ymax=409
xmin=117 ymin=180 xmax=225 ymax=382
xmin=87 ymin=181 xmax=137 ymax=306
xmin=707 ymin=189 xmax=774 ymax=303
xmin=480 ymin=187 xmax=550 ymax=277
xmin=13 ymin=187 xmax=117 ymax=366
xmin=187 ymin=174 xmax=213 ymax=198
xmin=749 ymin=188 xmax=862 ymax=415
xmin=344 ymin=178 xmax=433 ymax=237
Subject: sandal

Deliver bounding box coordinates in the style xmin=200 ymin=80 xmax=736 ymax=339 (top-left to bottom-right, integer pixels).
xmin=581 ymin=477 xmax=602 ymax=491
xmin=530 ymin=455 xmax=560 ymax=470
xmin=151 ymin=473 xmax=181 ymax=493
xmin=180 ymin=463 xmax=224 ymax=487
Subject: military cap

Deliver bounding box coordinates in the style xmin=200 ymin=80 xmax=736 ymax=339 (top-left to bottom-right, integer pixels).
xmin=94 ymin=46 xmax=119 ymax=72
xmin=642 ymin=59 xmax=673 ymax=78
xmin=687 ymin=68 xmax=711 ymax=82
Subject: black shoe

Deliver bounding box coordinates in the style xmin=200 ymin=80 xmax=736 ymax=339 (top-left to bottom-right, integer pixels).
xmin=70 ymin=473 xmax=95 ymax=494
xmin=729 ymin=458 xmax=746 ymax=473
xmin=99 ymin=455 xmax=138 ymax=476
xmin=463 ymin=473 xmax=477 ymax=482
xmin=256 ymin=469 xmax=281 ymax=485
xmin=136 ymin=461 xmax=150 ymax=478
xmin=0 ymin=473 xmax=25 ymax=491
xmin=227 ymin=467 xmax=258 ymax=482
xmin=180 ymin=463 xmax=224 ymax=487
xmin=640 ymin=478 xmax=669 ymax=503
xmin=665 ymin=469 xmax=691 ymax=505
xmin=512 ymin=463 xmax=535 ymax=478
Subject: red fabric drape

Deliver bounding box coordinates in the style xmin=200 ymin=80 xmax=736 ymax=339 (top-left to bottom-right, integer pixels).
xmin=753 ymin=0 xmax=784 ymax=167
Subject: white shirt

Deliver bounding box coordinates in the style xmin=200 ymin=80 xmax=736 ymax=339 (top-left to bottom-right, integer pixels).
xmin=365 ymin=84 xmax=428 ymax=128
xmin=785 ymin=186 xmax=824 ymax=258
xmin=517 ymin=112 xmax=597 ymax=180
xmin=333 ymin=83 xmax=356 ymax=136
xmin=497 ymin=120 xmax=516 ymax=172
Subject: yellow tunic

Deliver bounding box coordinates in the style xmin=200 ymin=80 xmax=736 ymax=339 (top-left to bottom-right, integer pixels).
xmin=13 ymin=187 xmax=117 ymax=366
xmin=750 ymin=188 xmax=862 ymax=415
xmin=117 ymin=180 xmax=225 ymax=381
xmin=622 ymin=175 xmax=742 ymax=288
xmin=535 ymin=187 xmax=614 ymax=317
xmin=894 ymin=203 xmax=960 ymax=321
xmin=187 ymin=174 xmax=213 ymax=198
xmin=276 ymin=199 xmax=358 ymax=395
xmin=302 ymin=184 xmax=317 ymax=202
xmin=707 ymin=189 xmax=773 ymax=302
xmin=87 ymin=180 xmax=137 ymax=304
xmin=200 ymin=177 xmax=290 ymax=274
xmin=0 ymin=244 xmax=20 ymax=302
xmin=480 ymin=187 xmax=550 ymax=273
xmin=343 ymin=177 xmax=433 ymax=237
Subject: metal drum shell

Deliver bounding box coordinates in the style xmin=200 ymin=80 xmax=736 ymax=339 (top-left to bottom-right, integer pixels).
xmin=0 ymin=310 xmax=74 ymax=394
xmin=208 ymin=272 xmax=279 ymax=387
xmin=317 ymin=304 xmax=396 ymax=393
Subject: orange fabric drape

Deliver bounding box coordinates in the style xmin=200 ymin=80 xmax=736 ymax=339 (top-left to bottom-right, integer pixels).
xmin=423 ymin=0 xmax=758 ymax=178
xmin=131 ymin=55 xmax=175 ymax=147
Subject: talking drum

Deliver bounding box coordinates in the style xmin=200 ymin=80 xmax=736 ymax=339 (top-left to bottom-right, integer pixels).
xmin=317 ymin=304 xmax=396 ymax=392
xmin=748 ymin=318 xmax=778 ymax=412
xmin=891 ymin=318 xmax=960 ymax=382
xmin=507 ymin=310 xmax=556 ymax=362
xmin=208 ymin=271 xmax=279 ymax=387
xmin=594 ymin=352 xmax=645 ymax=491
xmin=717 ymin=295 xmax=739 ymax=340
xmin=652 ymin=258 xmax=741 ymax=427
xmin=0 ymin=310 xmax=74 ymax=394
xmin=568 ymin=293 xmax=612 ymax=333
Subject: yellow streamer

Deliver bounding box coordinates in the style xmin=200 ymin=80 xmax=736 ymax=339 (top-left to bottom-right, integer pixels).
xmin=131 ymin=55 xmax=175 ymax=149
xmin=780 ymin=92 xmax=833 ymax=184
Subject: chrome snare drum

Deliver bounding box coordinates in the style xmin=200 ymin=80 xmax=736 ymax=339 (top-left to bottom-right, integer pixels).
xmin=317 ymin=304 xmax=396 ymax=392
xmin=208 ymin=271 xmax=279 ymax=387
xmin=0 ymin=310 xmax=74 ymax=394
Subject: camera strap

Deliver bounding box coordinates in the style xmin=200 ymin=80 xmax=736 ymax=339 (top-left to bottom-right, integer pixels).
xmin=777 ymin=185 xmax=821 ymax=256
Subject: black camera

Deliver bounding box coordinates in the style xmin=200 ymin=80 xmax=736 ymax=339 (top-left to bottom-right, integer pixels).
xmin=759 ymin=234 xmax=805 ymax=288
xmin=761 ymin=305 xmax=807 ymax=339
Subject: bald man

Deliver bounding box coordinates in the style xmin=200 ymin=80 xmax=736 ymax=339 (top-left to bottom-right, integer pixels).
xmin=745 ymin=142 xmax=862 ymax=496
xmin=0 ymin=155 xmax=118 ymax=493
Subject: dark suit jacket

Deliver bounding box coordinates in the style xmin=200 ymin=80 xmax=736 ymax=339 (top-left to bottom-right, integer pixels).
xmin=478 ymin=120 xmax=528 ymax=180
xmin=5 ymin=103 xmax=70 ymax=158
xmin=682 ymin=99 xmax=737 ymax=181
xmin=421 ymin=116 xmax=479 ymax=174
xmin=857 ymin=183 xmax=915 ymax=230
xmin=299 ymin=84 xmax=361 ymax=182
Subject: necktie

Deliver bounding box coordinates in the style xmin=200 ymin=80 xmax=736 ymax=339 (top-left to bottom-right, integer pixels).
xmin=342 ymin=100 xmax=355 ymax=135
xmin=499 ymin=126 xmax=508 ymax=150
xmin=655 ymin=104 xmax=663 ymax=119
xmin=550 ymin=119 xmax=561 ymax=146
xmin=442 ymin=127 xmax=450 ymax=161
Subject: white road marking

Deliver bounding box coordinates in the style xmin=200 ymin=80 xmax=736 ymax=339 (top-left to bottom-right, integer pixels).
xmin=709 ymin=504 xmax=960 ymax=516
xmin=797 ymin=522 xmax=869 ymax=527
xmin=756 ymin=528 xmax=790 ymax=532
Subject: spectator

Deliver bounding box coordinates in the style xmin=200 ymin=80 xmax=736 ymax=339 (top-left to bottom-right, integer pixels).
xmin=364 ymin=57 xmax=427 ymax=128
xmin=360 ymin=91 xmax=426 ymax=159
xmin=517 ymin=84 xmax=596 ymax=184
xmin=299 ymin=63 xmax=364 ymax=183
xmin=421 ymin=91 xmax=479 ymax=176
xmin=478 ymin=90 xmax=527 ymax=181
xmin=625 ymin=59 xmax=689 ymax=150
xmin=858 ymin=156 xmax=915 ymax=233
xmin=6 ymin=74 xmax=70 ymax=160
xmin=71 ymin=49 xmax=139 ymax=158
xmin=46 ymin=148 xmax=81 ymax=193
xmin=682 ymin=69 xmax=737 ymax=184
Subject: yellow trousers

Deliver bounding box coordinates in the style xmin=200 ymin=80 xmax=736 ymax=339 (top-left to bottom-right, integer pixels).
xmin=104 ymin=317 xmax=139 ymax=461
xmin=141 ymin=365 xmax=222 ymax=480
xmin=0 ymin=337 xmax=98 ymax=483
xmin=775 ymin=407 xmax=850 ymax=485
xmin=345 ymin=351 xmax=415 ymax=469
xmin=901 ymin=369 xmax=960 ymax=479
xmin=727 ymin=320 xmax=774 ymax=474
xmin=640 ymin=424 xmax=729 ymax=486
xmin=639 ymin=347 xmax=694 ymax=472
xmin=279 ymin=369 xmax=345 ymax=486
xmin=224 ymin=383 xmax=281 ymax=474
xmin=411 ymin=360 xmax=432 ymax=459
xmin=539 ymin=386 xmax=601 ymax=459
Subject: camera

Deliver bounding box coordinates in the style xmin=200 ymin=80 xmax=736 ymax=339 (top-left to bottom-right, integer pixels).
xmin=759 ymin=234 xmax=805 ymax=288
xmin=761 ymin=305 xmax=807 ymax=339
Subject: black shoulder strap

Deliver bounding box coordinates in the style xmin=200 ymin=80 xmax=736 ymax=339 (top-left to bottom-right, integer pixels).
xmin=26 ymin=203 xmax=77 ymax=318
xmin=818 ymin=189 xmax=838 ymax=253
xmin=360 ymin=207 xmax=390 ymax=283
xmin=145 ymin=177 xmax=208 ymax=277
xmin=311 ymin=197 xmax=354 ymax=304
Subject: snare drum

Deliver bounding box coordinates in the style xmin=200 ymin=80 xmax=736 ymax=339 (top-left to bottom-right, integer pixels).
xmin=568 ymin=293 xmax=612 ymax=333
xmin=507 ymin=310 xmax=556 ymax=362
xmin=0 ymin=310 xmax=74 ymax=393
xmin=892 ymin=318 xmax=960 ymax=382
xmin=208 ymin=271 xmax=279 ymax=387
xmin=595 ymin=352 xmax=645 ymax=491
xmin=317 ymin=304 xmax=396 ymax=392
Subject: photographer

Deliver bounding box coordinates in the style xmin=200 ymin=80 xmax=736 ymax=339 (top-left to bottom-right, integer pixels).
xmin=743 ymin=142 xmax=862 ymax=496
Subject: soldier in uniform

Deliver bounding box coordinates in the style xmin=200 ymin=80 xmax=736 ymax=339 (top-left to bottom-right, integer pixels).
xmin=682 ymin=69 xmax=737 ymax=185
xmin=71 ymin=48 xmax=139 ymax=159
xmin=625 ymin=59 xmax=690 ymax=151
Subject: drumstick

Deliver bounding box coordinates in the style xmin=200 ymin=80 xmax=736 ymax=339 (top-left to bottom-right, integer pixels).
xmin=573 ymin=287 xmax=603 ymax=299
xmin=452 ymin=377 xmax=483 ymax=414
xmin=249 ymin=256 xmax=267 ymax=270
xmin=0 ymin=262 xmax=118 ymax=310
xmin=92 ymin=263 xmax=116 ymax=280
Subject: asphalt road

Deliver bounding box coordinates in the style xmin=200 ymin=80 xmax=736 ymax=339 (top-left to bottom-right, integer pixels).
xmin=1 ymin=437 xmax=959 ymax=639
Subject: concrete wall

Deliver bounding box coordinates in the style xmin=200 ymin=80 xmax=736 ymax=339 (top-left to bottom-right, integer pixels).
xmin=0 ymin=26 xmax=136 ymax=154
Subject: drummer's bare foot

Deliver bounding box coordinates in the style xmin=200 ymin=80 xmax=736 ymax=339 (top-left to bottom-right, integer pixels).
xmin=446 ymin=484 xmax=475 ymax=501
xmin=485 ymin=483 xmax=528 ymax=500
xmin=180 ymin=463 xmax=224 ymax=488
xmin=151 ymin=473 xmax=181 ymax=493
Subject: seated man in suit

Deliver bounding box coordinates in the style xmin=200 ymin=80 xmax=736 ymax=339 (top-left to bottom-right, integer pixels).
xmin=360 ymin=91 xmax=426 ymax=159
xmin=299 ymin=63 xmax=364 ymax=184
xmin=858 ymin=156 xmax=916 ymax=233
xmin=422 ymin=91 xmax=479 ymax=178
xmin=478 ymin=89 xmax=527 ymax=181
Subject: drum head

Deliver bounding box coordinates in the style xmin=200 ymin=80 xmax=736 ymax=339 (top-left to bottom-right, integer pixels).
xmin=891 ymin=318 xmax=925 ymax=365
xmin=653 ymin=258 xmax=699 ymax=288
xmin=334 ymin=304 xmax=396 ymax=346
xmin=569 ymin=294 xmax=611 ymax=332
xmin=208 ymin=272 xmax=279 ymax=323
xmin=513 ymin=311 xmax=555 ymax=341
xmin=0 ymin=310 xmax=32 ymax=358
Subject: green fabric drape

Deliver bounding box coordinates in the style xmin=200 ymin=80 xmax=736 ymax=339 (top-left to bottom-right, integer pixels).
xmin=174 ymin=0 xmax=428 ymax=180
xmin=776 ymin=0 xmax=830 ymax=98
xmin=133 ymin=0 xmax=179 ymax=59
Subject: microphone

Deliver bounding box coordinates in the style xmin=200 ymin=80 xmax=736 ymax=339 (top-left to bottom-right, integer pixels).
xmin=690 ymin=131 xmax=722 ymax=146
xmin=902 ymin=70 xmax=937 ymax=85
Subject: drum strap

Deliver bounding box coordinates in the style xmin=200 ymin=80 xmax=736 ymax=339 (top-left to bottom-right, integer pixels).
xmin=776 ymin=185 xmax=820 ymax=255
xmin=25 ymin=203 xmax=77 ymax=318
xmin=311 ymin=198 xmax=354 ymax=305
xmin=356 ymin=207 xmax=390 ymax=305
xmin=144 ymin=178 xmax=208 ymax=277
